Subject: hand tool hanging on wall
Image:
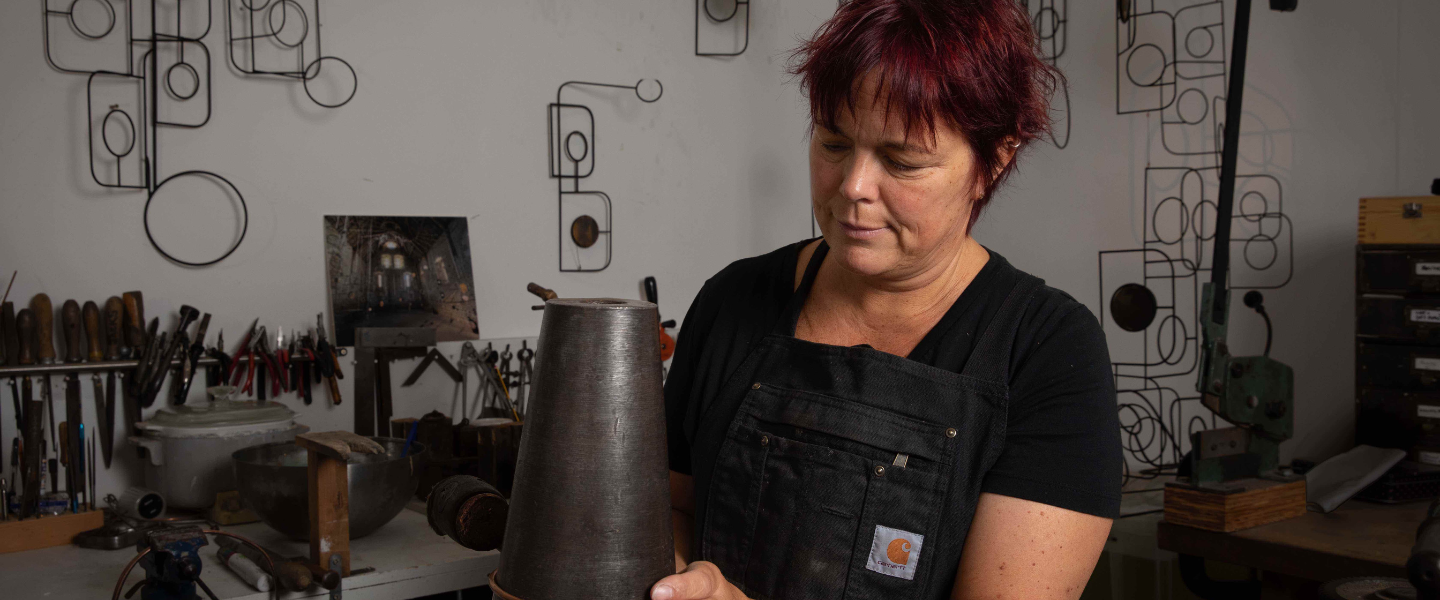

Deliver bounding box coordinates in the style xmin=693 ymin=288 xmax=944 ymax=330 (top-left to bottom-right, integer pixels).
xmin=401 ymin=348 xmax=462 ymax=387
xmin=83 ymin=301 xmax=103 ymax=362
xmin=16 ymin=308 xmax=39 ymax=518
xmin=31 ymin=294 xmax=60 ymax=494
xmin=4 ymin=302 xmax=19 ymax=433
xmin=174 ymin=313 xmax=210 ymax=404
xmin=296 ymin=334 xmax=315 ymax=405
xmin=122 ymin=292 xmax=146 ymax=358
xmin=206 ymin=330 xmax=231 ymax=390
xmin=97 ymin=300 xmax=122 ymax=468
xmin=316 ymin=315 xmax=342 ymax=406
xmin=138 ymin=305 xmax=200 ymax=408
xmin=516 ymin=341 xmax=534 ymax=418
xmin=61 ymin=300 xmax=86 ymax=507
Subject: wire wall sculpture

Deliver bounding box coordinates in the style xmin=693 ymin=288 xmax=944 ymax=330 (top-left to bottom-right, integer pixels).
xmin=695 ymin=0 xmax=750 ymax=57
xmin=40 ymin=0 xmax=356 ymax=267
xmin=225 ymin=0 xmax=357 ymax=108
xmin=548 ymin=80 xmax=663 ymax=273
xmin=1024 ymin=0 xmax=1071 ymax=149
xmin=43 ymin=0 xmax=246 ymax=266
xmin=1102 ymin=0 xmax=1293 ymax=488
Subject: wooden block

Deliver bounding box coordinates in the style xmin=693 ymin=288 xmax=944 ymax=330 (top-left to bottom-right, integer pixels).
xmin=0 ymin=509 xmax=105 ymax=554
xmin=209 ymin=490 xmax=261 ymax=526
xmin=297 ymin=431 xmax=384 ymax=461
xmin=307 ymin=449 xmax=351 ymax=576
xmin=1164 ymin=478 xmax=1307 ymax=532
xmin=1359 ymin=197 xmax=1440 ymax=245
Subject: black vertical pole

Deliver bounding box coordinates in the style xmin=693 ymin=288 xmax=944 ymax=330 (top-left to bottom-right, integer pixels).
xmin=1209 ymin=0 xmax=1253 ymax=326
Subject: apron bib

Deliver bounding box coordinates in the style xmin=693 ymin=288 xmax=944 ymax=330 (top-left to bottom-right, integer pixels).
xmin=698 ymin=242 xmax=1042 ymax=600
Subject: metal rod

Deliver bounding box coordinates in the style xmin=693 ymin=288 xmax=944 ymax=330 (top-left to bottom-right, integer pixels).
xmin=1207 ymin=0 xmax=1253 ymax=326
xmin=0 ymin=355 xmax=319 ymax=378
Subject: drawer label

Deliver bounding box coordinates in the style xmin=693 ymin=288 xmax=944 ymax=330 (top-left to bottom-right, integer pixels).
xmin=1412 ymin=309 xmax=1440 ymax=324
xmin=1421 ymin=405 xmax=1440 ymax=419
xmin=1417 ymin=357 xmax=1440 ymax=372
xmin=1418 ymin=263 xmax=1440 ymax=276
xmin=1421 ymin=451 xmax=1440 ymax=466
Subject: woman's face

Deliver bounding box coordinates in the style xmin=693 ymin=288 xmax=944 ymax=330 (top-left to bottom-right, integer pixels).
xmin=809 ymin=82 xmax=986 ymax=283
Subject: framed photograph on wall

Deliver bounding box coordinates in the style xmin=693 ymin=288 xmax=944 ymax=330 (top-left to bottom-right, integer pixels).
xmin=323 ymin=215 xmax=480 ymax=346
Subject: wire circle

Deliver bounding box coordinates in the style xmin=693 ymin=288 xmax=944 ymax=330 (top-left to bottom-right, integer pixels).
xmin=240 ymin=0 xmax=272 ymax=11
xmin=302 ymin=56 xmax=358 ymax=108
xmin=1239 ymin=191 xmax=1268 ymax=222
xmin=101 ymin=108 xmax=136 ymax=158
xmin=1192 ymin=200 xmax=1217 ymax=241
xmin=143 ymin=171 xmax=249 ymax=267
xmin=702 ymin=0 xmax=741 ymax=23
xmin=268 ymin=0 xmax=309 ymax=49
xmin=1125 ymin=44 xmax=1168 ymax=88
xmin=1152 ymin=196 xmax=1188 ymax=244
xmin=564 ymin=131 xmax=589 ymax=163
xmin=1155 ymin=314 xmax=1187 ymax=365
xmin=1244 ymin=234 xmax=1279 ymax=271
xmin=165 ymin=62 xmax=200 ymax=101
xmin=1185 ymin=27 xmax=1215 ymax=58
xmin=69 ymin=0 xmax=116 ymax=40
xmin=1175 ymin=88 xmax=1208 ymax=125
xmin=635 ymin=79 xmax=664 ymax=103
xmin=1034 ymin=7 xmax=1061 ymax=41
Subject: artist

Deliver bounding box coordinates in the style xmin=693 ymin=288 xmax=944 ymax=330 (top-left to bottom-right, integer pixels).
xmin=657 ymin=1 xmax=1121 ymax=599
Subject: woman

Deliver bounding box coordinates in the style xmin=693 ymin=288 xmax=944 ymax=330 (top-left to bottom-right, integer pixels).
xmin=656 ymin=1 xmax=1120 ymax=599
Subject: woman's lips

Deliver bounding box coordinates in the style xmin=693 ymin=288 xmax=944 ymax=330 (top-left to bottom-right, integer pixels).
xmin=839 ymin=221 xmax=886 ymax=240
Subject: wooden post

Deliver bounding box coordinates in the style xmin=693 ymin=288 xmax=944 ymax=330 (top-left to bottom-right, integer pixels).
xmin=305 ymin=446 xmax=350 ymax=576
xmin=295 ymin=431 xmax=384 ymax=578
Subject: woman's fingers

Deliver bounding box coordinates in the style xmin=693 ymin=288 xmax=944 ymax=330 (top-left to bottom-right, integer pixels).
xmin=652 ymin=561 xmax=723 ymax=600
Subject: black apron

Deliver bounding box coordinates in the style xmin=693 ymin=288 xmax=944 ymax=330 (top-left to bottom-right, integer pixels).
xmin=695 ymin=242 xmax=1043 ymax=600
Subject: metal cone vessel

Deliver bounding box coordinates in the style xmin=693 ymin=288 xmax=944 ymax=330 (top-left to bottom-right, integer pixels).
xmin=492 ymin=298 xmax=674 ymax=600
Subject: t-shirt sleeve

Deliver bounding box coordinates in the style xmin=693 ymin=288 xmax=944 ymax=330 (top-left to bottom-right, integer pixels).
xmin=979 ymin=299 xmax=1122 ymax=519
xmin=663 ymin=279 xmax=719 ymax=476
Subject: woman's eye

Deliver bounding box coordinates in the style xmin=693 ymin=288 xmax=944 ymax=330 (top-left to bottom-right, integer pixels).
xmin=821 ymin=143 xmax=848 ymax=153
xmin=886 ymin=158 xmax=920 ymax=172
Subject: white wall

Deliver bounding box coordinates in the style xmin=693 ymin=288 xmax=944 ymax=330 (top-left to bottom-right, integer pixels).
xmin=0 ymin=0 xmax=1434 ymax=499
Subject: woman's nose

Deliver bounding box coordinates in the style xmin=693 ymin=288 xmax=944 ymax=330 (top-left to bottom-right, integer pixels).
xmin=840 ymin=153 xmax=881 ymax=204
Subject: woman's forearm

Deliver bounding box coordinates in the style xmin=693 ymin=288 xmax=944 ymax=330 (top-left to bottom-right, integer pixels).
xmin=672 ymin=508 xmax=694 ymax=571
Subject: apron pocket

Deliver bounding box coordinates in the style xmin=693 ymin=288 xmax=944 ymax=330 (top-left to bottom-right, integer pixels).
xmin=847 ymin=464 xmax=946 ymax=600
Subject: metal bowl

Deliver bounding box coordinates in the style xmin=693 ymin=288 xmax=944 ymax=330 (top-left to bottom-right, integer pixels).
xmin=232 ymin=437 xmax=426 ymax=540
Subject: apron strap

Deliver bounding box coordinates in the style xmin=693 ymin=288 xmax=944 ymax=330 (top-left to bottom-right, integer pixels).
xmin=958 ymin=273 xmax=1045 ymax=384
xmin=776 ymin=239 xmax=829 ymax=336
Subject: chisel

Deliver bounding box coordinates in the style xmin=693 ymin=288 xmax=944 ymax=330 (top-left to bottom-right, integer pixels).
xmin=16 ymin=308 xmax=40 ymax=518
xmin=83 ymin=301 xmax=103 ymax=362
xmin=62 ymin=301 xmax=85 ymax=506
xmin=101 ymin=298 xmax=123 ymax=467
xmin=122 ymin=292 xmax=146 ymax=358
xmin=31 ymin=294 xmax=59 ymax=495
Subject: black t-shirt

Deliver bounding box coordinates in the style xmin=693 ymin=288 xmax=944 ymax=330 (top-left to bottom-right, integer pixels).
xmin=664 ymin=240 xmax=1122 ymax=518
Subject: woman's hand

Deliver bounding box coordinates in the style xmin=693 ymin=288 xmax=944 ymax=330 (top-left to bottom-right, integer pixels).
xmin=651 ymin=561 xmax=750 ymax=600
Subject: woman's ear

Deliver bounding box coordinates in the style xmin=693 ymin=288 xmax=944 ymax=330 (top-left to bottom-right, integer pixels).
xmin=993 ymin=137 xmax=1021 ymax=180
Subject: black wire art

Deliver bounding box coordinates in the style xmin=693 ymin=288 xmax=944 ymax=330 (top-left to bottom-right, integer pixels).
xmin=40 ymin=0 xmax=356 ymax=267
xmin=224 ymin=0 xmax=357 ymax=108
xmin=1103 ymin=0 xmax=1293 ymax=487
xmin=695 ymin=0 xmax=750 ymax=57
xmin=1024 ymin=0 xmax=1070 ymax=149
xmin=43 ymin=0 xmax=246 ymax=267
xmin=548 ymin=80 xmax=663 ymax=273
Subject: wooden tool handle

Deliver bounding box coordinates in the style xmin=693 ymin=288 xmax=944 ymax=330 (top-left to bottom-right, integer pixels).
xmin=527 ymin=283 xmax=558 ymax=301
xmin=58 ymin=422 xmax=69 ymax=466
xmin=326 ymin=375 xmax=342 ymax=405
xmin=123 ymin=291 xmax=145 ymax=353
xmin=84 ymin=301 xmax=103 ymax=362
xmin=62 ymin=300 xmax=82 ymax=364
xmin=103 ymin=297 xmax=124 ymax=360
xmin=16 ymin=309 xmax=34 ymax=365
xmin=31 ymin=294 xmax=53 ymax=363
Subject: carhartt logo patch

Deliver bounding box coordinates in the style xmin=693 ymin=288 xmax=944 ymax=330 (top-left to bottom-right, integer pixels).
xmin=867 ymin=525 xmax=923 ymax=580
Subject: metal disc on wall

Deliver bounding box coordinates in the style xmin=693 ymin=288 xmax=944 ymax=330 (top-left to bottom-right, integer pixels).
xmin=1110 ymin=283 xmax=1158 ymax=332
xmin=570 ymin=215 xmax=600 ymax=249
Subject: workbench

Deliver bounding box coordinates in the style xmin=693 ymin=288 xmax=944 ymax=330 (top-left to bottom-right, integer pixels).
xmin=1157 ymin=499 xmax=1422 ymax=584
xmin=0 ymin=507 xmax=499 ymax=599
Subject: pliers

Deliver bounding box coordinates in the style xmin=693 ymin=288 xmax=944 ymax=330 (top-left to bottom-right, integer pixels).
xmin=234 ymin=327 xmax=281 ymax=398
xmin=205 ymin=330 xmax=232 ymax=389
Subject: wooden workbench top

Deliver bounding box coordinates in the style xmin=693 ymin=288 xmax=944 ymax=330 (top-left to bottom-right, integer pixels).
xmin=0 ymin=506 xmax=499 ymax=599
xmin=1158 ymin=499 xmax=1425 ymax=581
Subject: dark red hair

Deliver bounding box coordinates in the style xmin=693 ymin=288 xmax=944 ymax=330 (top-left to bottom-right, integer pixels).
xmin=790 ymin=0 xmax=1060 ymax=229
